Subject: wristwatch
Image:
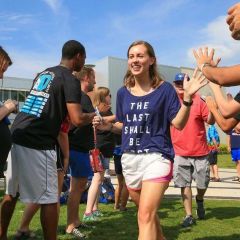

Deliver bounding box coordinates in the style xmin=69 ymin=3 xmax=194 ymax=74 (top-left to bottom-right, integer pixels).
xmin=182 ymin=100 xmax=193 ymax=107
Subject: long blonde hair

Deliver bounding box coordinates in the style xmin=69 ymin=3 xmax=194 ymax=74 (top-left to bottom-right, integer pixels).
xmin=93 ymin=87 xmax=110 ymax=108
xmin=124 ymin=40 xmax=163 ymax=88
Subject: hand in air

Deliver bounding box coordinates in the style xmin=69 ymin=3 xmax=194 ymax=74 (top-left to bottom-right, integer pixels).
xmin=193 ymin=47 xmax=221 ymax=69
xmin=183 ymin=68 xmax=208 ymax=97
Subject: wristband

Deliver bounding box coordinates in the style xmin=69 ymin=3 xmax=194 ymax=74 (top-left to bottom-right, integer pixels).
xmin=182 ymin=100 xmax=193 ymax=107
xmin=200 ymin=63 xmax=211 ymax=72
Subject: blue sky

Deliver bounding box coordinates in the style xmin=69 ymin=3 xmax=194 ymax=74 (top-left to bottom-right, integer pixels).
xmin=1 ymin=0 xmax=239 ymax=94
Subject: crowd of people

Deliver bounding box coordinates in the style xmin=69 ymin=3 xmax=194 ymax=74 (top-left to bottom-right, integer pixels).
xmin=0 ymin=2 xmax=240 ymax=240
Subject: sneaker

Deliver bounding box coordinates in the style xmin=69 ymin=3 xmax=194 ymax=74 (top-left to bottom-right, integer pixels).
xmin=92 ymin=209 xmax=104 ymax=217
xmin=119 ymin=207 xmax=127 ymax=212
xmin=182 ymin=215 xmax=195 ymax=227
xmin=104 ymin=169 xmax=111 ymax=178
xmin=196 ymin=197 xmax=205 ymax=219
xmin=67 ymin=227 xmax=86 ymax=239
xmin=82 ymin=213 xmax=98 ymax=222
xmin=0 ymin=172 xmax=5 ymax=178
xmin=14 ymin=230 xmax=36 ymax=240
xmin=77 ymin=222 xmax=93 ymax=229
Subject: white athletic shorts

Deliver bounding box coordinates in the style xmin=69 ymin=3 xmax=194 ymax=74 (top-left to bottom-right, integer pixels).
xmin=6 ymin=144 xmax=58 ymax=204
xmin=121 ymin=152 xmax=173 ymax=190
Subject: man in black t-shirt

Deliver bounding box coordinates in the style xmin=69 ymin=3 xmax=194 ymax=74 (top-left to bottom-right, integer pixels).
xmin=0 ymin=40 xmax=95 ymax=240
xmin=66 ymin=67 xmax=96 ymax=236
xmin=0 ymin=47 xmax=18 ymax=178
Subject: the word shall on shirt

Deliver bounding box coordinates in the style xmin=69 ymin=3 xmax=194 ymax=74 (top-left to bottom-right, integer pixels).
xmin=124 ymin=101 xmax=151 ymax=150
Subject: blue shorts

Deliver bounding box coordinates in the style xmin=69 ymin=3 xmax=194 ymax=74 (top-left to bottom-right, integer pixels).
xmin=231 ymin=148 xmax=240 ymax=162
xmin=69 ymin=150 xmax=93 ymax=178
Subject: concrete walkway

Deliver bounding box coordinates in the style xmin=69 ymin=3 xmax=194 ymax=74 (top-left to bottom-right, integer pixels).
xmin=1 ymin=167 xmax=239 ymax=200
xmin=110 ymin=166 xmax=240 ymax=200
xmin=165 ymin=168 xmax=240 ymax=200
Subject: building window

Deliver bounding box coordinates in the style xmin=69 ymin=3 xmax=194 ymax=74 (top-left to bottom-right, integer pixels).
xmin=0 ymin=90 xmax=10 ymax=102
xmin=11 ymin=90 xmax=18 ymax=100
xmin=0 ymin=89 xmax=28 ymax=102
xmin=18 ymin=91 xmax=26 ymax=102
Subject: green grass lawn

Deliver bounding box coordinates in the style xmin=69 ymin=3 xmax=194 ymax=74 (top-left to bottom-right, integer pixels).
xmin=111 ymin=154 xmax=236 ymax=169
xmin=4 ymin=198 xmax=240 ymax=240
xmin=2 ymin=154 xmax=238 ymax=239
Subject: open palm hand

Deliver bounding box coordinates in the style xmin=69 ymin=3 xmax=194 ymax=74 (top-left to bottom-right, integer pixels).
xmin=183 ymin=68 xmax=208 ymax=96
xmin=193 ymin=47 xmax=221 ymax=69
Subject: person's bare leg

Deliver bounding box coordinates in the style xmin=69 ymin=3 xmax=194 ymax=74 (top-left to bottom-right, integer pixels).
xmin=114 ymin=185 xmax=120 ymax=209
xmin=210 ymin=165 xmax=214 ymax=179
xmin=85 ymin=172 xmax=104 ymax=214
xmin=120 ymin=178 xmax=129 ymax=210
xmin=40 ymin=203 xmax=58 ymax=240
xmin=0 ymin=194 xmax=18 ymax=240
xmin=92 ymin=190 xmax=100 ymax=212
xmin=138 ymin=181 xmax=168 ymax=240
xmin=212 ymin=164 xmax=220 ymax=179
xmin=196 ymin=188 xmax=207 ymax=200
xmin=236 ymin=160 xmax=240 ymax=178
xmin=18 ymin=203 xmax=40 ymax=232
xmin=181 ymin=187 xmax=192 ymax=216
xmin=114 ymin=174 xmax=123 ymax=209
xmin=66 ymin=177 xmax=87 ymax=233
xmin=57 ymin=171 xmax=65 ymax=217
xmin=128 ymin=189 xmax=140 ymax=208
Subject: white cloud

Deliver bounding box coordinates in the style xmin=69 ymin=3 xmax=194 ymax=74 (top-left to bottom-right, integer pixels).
xmin=108 ymin=0 xmax=188 ymax=40
xmin=187 ymin=15 xmax=240 ymax=66
xmin=43 ymin=0 xmax=62 ymax=14
xmin=6 ymin=50 xmax=58 ymax=79
xmin=186 ymin=15 xmax=240 ymax=95
xmin=0 ymin=13 xmax=34 ymax=24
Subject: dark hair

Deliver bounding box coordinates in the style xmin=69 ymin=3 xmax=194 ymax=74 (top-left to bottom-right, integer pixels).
xmin=73 ymin=66 xmax=94 ymax=81
xmin=62 ymin=40 xmax=86 ymax=59
xmin=0 ymin=46 xmax=12 ymax=66
xmin=124 ymin=40 xmax=163 ymax=88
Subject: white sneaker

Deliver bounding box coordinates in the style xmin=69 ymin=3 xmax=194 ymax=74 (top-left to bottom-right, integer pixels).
xmin=104 ymin=169 xmax=111 ymax=178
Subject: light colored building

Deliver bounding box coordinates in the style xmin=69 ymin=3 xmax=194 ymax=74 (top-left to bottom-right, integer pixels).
xmin=0 ymin=76 xmax=32 ymax=121
xmin=1 ymin=56 xmax=227 ymax=143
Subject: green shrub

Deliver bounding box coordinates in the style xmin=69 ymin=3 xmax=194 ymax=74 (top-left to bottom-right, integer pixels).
xmin=218 ymin=144 xmax=228 ymax=154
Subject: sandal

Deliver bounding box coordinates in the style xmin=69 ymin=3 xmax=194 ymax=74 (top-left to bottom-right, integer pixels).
xmin=119 ymin=207 xmax=128 ymax=211
xmin=14 ymin=230 xmax=36 ymax=240
xmin=213 ymin=178 xmax=221 ymax=182
xmin=232 ymin=176 xmax=240 ymax=181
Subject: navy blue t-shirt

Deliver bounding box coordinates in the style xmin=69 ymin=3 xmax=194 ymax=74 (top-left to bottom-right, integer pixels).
xmin=116 ymin=82 xmax=181 ymax=160
xmin=229 ymin=130 xmax=240 ymax=149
